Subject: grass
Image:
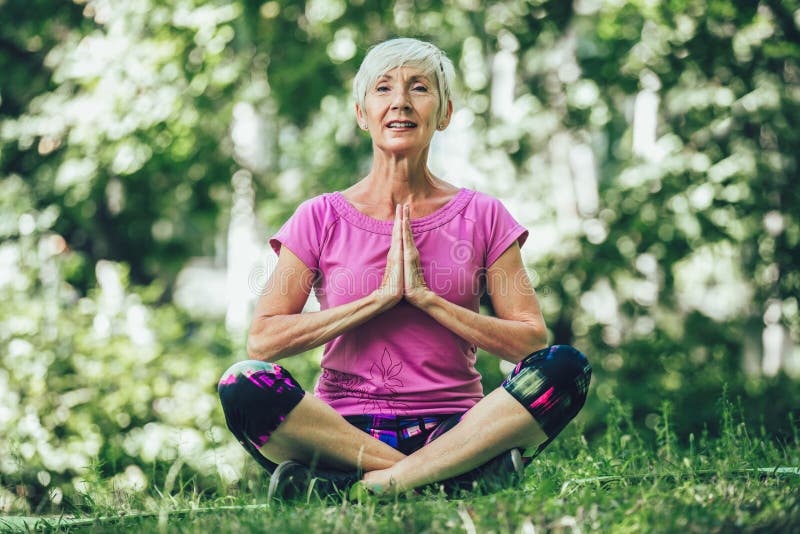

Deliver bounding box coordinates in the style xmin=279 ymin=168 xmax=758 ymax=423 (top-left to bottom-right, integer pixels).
xmin=2 ymin=398 xmax=799 ymax=533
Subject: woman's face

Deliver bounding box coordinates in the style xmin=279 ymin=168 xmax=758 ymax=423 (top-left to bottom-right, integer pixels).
xmin=356 ymin=66 xmax=451 ymax=156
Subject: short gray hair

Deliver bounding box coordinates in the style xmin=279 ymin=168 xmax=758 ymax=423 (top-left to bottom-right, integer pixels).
xmin=353 ymin=38 xmax=455 ymax=124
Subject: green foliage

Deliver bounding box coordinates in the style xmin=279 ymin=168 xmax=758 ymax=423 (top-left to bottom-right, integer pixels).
xmin=499 ymin=0 xmax=800 ymax=438
xmin=0 ymin=179 xmax=237 ymax=513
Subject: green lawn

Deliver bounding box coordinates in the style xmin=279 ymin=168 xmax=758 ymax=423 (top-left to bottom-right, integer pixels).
xmin=2 ymin=401 xmax=798 ymax=533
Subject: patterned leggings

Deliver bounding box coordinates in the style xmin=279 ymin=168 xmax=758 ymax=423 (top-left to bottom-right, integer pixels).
xmin=217 ymin=345 xmax=591 ymax=474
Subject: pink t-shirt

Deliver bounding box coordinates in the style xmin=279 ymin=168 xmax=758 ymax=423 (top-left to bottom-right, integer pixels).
xmin=269 ymin=188 xmax=528 ymax=416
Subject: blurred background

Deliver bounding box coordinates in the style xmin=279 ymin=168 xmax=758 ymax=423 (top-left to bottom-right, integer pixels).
xmin=1 ymin=0 xmax=798 ymax=513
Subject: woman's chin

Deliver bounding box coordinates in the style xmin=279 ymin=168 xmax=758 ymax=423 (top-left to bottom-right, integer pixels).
xmin=374 ymin=138 xmax=431 ymax=156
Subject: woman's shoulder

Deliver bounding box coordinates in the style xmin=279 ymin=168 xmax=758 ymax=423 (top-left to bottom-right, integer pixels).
xmin=292 ymin=193 xmax=341 ymax=219
xmin=461 ymin=188 xmax=508 ymax=213
xmin=459 ymin=189 xmax=524 ymax=235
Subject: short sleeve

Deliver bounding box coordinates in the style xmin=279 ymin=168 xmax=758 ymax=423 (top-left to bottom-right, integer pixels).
xmin=268 ymin=197 xmax=329 ymax=272
xmin=482 ymin=195 xmax=529 ymax=267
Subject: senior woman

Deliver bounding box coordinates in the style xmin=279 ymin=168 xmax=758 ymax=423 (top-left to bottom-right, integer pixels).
xmin=218 ymin=38 xmax=591 ymax=499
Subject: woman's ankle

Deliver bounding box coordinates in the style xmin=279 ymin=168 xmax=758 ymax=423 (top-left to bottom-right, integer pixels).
xmin=362 ymin=469 xmax=399 ymax=494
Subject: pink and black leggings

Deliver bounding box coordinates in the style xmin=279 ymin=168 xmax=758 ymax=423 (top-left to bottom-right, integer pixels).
xmin=217 ymin=345 xmax=591 ymax=474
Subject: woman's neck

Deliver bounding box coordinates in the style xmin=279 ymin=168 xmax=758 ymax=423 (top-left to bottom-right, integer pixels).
xmin=361 ymin=147 xmax=442 ymax=205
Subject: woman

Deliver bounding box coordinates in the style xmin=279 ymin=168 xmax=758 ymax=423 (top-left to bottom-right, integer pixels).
xmin=218 ymin=38 xmax=591 ymax=499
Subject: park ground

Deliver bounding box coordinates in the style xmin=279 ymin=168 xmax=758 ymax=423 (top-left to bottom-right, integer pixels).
xmin=2 ymin=399 xmax=798 ymax=533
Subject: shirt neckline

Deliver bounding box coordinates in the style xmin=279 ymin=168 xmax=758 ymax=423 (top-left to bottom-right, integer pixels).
xmin=328 ymin=188 xmax=475 ymax=235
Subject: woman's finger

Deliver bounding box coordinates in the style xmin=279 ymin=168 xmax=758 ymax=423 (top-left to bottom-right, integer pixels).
xmin=393 ymin=203 xmax=402 ymax=251
xmin=389 ymin=204 xmax=403 ymax=291
xmin=401 ymin=204 xmax=430 ymax=305
xmin=402 ymin=204 xmax=415 ymax=254
xmin=403 ymin=207 xmax=418 ymax=267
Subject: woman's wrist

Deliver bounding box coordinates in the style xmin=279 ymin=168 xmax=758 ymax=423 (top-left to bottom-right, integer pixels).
xmin=406 ymin=287 xmax=437 ymax=310
xmin=370 ymin=288 xmax=400 ymax=314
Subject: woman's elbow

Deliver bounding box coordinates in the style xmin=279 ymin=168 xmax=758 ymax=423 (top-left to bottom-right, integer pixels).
xmin=530 ymin=324 xmax=548 ymax=352
xmin=246 ymin=337 xmax=271 ymax=361
xmin=246 ymin=320 xmax=282 ymax=362
xmin=511 ymin=324 xmax=547 ymax=362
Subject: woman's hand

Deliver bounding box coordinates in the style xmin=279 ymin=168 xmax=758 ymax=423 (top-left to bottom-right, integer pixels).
xmin=374 ymin=203 xmax=405 ymax=311
xmin=401 ymin=204 xmax=433 ymax=307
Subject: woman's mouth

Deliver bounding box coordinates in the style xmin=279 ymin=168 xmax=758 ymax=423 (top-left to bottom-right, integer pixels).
xmin=386 ymin=120 xmax=417 ymax=129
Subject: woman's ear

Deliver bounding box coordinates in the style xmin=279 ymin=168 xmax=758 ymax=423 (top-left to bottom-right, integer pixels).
xmin=437 ymin=100 xmax=454 ymax=130
xmin=355 ymin=103 xmax=368 ymax=130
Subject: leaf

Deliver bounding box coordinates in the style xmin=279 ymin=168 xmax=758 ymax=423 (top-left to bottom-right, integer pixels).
xmin=369 ymin=361 xmax=381 ymax=381
xmin=380 ymin=348 xmax=392 ymax=373
xmin=385 ymin=377 xmax=403 ymax=389
xmin=387 ymin=360 xmax=403 ymax=379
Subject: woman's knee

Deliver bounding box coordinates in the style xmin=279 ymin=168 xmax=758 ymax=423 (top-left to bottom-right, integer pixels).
xmin=217 ymin=359 xmax=306 ymax=451
xmin=547 ymin=345 xmax=592 ymax=397
xmin=514 ymin=345 xmax=591 ymax=391
xmin=502 ymin=344 xmax=592 ymax=439
xmin=217 ymin=359 xmax=305 ymax=410
xmin=218 ymin=360 xmax=273 ymax=390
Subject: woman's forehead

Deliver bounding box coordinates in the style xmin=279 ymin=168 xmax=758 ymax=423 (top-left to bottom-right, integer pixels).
xmin=376 ymin=66 xmax=432 ymax=81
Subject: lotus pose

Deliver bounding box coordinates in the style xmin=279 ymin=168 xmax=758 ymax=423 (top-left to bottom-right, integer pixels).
xmin=218 ymin=38 xmax=591 ymax=499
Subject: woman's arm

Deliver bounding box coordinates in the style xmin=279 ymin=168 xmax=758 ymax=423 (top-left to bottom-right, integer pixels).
xmin=400 ymin=204 xmax=546 ymax=362
xmin=248 ymin=205 xmax=405 ymax=362
xmin=412 ymin=242 xmax=547 ymax=362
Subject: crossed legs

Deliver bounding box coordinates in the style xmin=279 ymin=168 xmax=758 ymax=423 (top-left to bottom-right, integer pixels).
xmin=361 ymin=387 xmax=546 ymax=491
xmin=258 ymin=393 xmax=406 ymax=472
xmin=218 ymin=346 xmax=591 ymax=493
xmin=258 ymin=386 xmax=546 ymax=492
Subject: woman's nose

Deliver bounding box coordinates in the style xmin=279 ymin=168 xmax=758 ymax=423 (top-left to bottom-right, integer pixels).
xmin=390 ymin=90 xmax=411 ymax=110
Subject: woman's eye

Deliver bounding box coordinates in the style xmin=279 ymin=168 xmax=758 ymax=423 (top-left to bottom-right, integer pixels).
xmin=412 ymin=85 xmax=428 ymax=92
xmin=376 ymin=86 xmax=390 ymax=93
